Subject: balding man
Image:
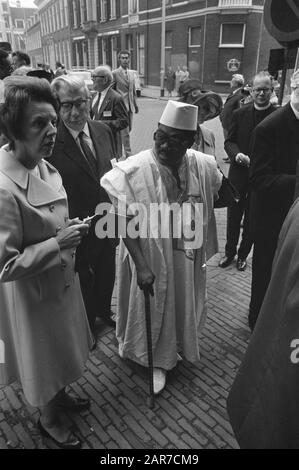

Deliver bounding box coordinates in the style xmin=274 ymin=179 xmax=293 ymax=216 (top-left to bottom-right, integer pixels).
xmin=220 ymin=74 xmax=245 ymax=141
xmin=91 ymin=65 xmax=128 ymax=161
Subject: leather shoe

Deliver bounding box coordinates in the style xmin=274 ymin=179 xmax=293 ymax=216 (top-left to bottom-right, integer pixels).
xmin=37 ymin=419 xmax=81 ymax=449
xmin=57 ymin=393 xmax=91 ymax=412
xmin=219 ymin=255 xmax=234 ymax=268
xmin=153 ymin=368 xmax=166 ymax=395
xmin=237 ymin=258 xmax=247 ymax=271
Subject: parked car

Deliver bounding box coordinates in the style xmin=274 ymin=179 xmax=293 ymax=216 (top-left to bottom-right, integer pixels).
xmin=67 ymin=70 xmax=94 ymax=90
xmin=131 ymin=70 xmax=141 ymax=97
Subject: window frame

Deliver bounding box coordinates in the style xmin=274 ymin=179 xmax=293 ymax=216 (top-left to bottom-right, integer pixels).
xmin=188 ymin=26 xmax=201 ymax=47
xmin=219 ymin=22 xmax=246 ymax=48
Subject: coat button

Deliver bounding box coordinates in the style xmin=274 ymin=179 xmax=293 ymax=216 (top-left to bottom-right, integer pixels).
xmin=49 ymin=205 xmax=55 ymax=212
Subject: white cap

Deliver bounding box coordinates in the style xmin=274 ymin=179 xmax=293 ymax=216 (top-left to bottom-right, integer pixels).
xmin=159 ymin=100 xmax=198 ymax=131
xmin=290 ymin=69 xmax=299 ymax=89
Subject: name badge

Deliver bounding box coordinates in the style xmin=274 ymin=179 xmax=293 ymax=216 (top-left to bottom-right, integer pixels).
xmin=103 ymin=111 xmax=112 ymax=118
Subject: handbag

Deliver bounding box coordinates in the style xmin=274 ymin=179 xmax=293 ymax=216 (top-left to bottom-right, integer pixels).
xmin=214 ymin=169 xmax=240 ymax=208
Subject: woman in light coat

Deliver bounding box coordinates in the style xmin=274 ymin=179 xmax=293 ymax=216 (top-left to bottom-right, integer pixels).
xmin=0 ymin=77 xmax=93 ymax=449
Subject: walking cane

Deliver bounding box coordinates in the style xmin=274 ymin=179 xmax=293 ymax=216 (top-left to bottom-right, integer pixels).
xmin=144 ymin=288 xmax=155 ymax=409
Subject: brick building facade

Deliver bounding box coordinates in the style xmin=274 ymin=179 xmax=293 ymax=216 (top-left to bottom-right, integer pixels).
xmin=35 ymin=0 xmax=71 ymax=70
xmin=32 ymin=0 xmax=283 ymax=92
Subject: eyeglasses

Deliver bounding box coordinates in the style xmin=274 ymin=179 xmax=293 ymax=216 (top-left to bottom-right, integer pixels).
xmin=60 ymin=99 xmax=90 ymax=111
xmin=154 ymin=130 xmax=190 ymax=147
xmin=252 ymin=87 xmax=272 ymax=94
xmin=91 ymin=75 xmax=106 ymax=79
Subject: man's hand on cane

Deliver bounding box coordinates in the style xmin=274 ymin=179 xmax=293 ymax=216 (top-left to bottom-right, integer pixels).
xmin=137 ymin=267 xmax=155 ymax=296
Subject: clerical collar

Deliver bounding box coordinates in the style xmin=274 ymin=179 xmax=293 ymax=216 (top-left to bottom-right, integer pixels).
xmin=254 ymin=102 xmax=272 ymax=111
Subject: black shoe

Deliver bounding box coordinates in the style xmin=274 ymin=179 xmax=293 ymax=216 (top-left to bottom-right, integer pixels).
xmin=37 ymin=419 xmax=82 ymax=449
xmin=99 ymin=311 xmax=116 ymax=328
xmin=237 ymin=258 xmax=247 ymax=271
xmin=219 ymin=255 xmax=234 ymax=268
xmin=57 ymin=394 xmax=91 ymax=412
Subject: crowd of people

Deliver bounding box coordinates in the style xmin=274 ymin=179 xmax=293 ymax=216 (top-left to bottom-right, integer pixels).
xmin=1 ymin=42 xmax=299 ymax=449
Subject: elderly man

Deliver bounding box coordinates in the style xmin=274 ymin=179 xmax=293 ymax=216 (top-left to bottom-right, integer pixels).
xmin=113 ymin=50 xmax=139 ymax=158
xmin=220 ymin=73 xmax=245 ymax=155
xmin=48 ymin=76 xmax=117 ymax=332
xmin=91 ymin=65 xmax=128 ymax=160
xmin=101 ymin=101 xmax=223 ymax=394
xmin=219 ymin=72 xmax=277 ymax=272
xmin=248 ymin=69 xmax=299 ymax=330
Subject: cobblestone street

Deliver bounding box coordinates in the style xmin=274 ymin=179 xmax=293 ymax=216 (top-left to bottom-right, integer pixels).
xmin=0 ymin=96 xmax=252 ymax=450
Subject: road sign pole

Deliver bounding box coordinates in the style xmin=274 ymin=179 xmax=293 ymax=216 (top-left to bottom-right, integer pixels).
xmin=278 ymin=47 xmax=289 ymax=106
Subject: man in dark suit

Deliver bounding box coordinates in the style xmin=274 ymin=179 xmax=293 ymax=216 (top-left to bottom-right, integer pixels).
xmin=219 ymin=72 xmax=277 ymax=273
xmin=220 ymin=74 xmax=245 ymax=163
xmin=49 ymin=75 xmax=117 ymax=331
xmin=91 ymin=65 xmax=128 ymax=160
xmin=249 ymin=69 xmax=299 ymax=331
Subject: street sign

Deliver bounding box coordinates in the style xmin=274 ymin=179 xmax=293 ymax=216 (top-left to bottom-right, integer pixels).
xmin=264 ymin=0 xmax=299 ymax=47
xmin=227 ymin=58 xmax=241 ymax=72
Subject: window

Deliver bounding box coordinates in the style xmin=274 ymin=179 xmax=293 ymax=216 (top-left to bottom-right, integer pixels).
xmin=137 ymin=33 xmax=145 ymax=75
xmin=189 ymin=26 xmax=201 ymax=47
xmin=110 ymin=0 xmax=116 ymax=19
xmin=220 ymin=23 xmax=245 ymax=46
xmin=15 ymin=19 xmax=25 ymax=29
xmin=126 ymin=34 xmax=133 ymax=57
xmin=101 ymin=0 xmax=108 ymax=21
xmin=165 ymin=31 xmax=172 ymax=49
xmin=129 ymin=0 xmax=138 ymax=14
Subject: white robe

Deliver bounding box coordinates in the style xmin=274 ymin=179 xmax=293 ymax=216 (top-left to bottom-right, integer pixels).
xmin=101 ymin=149 xmax=222 ymax=370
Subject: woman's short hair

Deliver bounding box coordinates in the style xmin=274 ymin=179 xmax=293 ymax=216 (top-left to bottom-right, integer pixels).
xmin=0 ymin=76 xmax=58 ymax=144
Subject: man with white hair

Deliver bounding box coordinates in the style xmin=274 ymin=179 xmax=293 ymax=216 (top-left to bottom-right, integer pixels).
xmin=220 ymin=73 xmax=245 ymax=149
xmin=101 ymin=101 xmax=223 ymax=393
xmin=48 ymin=75 xmax=117 ymax=332
xmin=91 ymin=65 xmax=128 ymax=160
xmin=248 ymin=69 xmax=299 ymax=331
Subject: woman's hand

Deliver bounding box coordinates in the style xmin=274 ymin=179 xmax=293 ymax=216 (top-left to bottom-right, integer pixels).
xmin=136 ymin=267 xmax=155 ymax=296
xmin=56 ymin=223 xmax=89 ymax=250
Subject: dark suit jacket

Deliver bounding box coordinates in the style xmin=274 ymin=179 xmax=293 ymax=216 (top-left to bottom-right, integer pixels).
xmin=48 ymin=119 xmax=116 ymax=266
xmin=225 ymin=103 xmax=277 ymax=194
xmin=250 ymin=103 xmax=299 ymax=240
xmin=91 ymin=85 xmax=128 ymax=158
xmin=220 ymin=88 xmax=244 ymax=132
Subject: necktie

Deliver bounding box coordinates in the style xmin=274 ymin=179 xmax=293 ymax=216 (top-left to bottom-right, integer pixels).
xmin=78 ymin=131 xmax=98 ymax=176
xmin=92 ymin=93 xmax=101 ymax=119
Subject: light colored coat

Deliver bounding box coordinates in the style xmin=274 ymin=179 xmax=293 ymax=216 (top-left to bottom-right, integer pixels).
xmin=0 ymin=148 xmax=93 ymax=406
xmin=112 ymin=67 xmax=137 ymax=114
xmin=101 ymin=149 xmax=222 ymax=369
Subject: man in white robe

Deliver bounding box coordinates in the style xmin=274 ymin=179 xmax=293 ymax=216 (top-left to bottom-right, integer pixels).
xmin=101 ymin=101 xmax=222 ymax=394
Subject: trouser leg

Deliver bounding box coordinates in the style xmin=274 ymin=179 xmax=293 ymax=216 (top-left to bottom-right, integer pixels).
xmin=225 ymin=195 xmax=245 ymax=258
xmin=121 ymin=111 xmax=133 ymax=158
xmin=91 ymin=242 xmax=116 ymax=319
xmin=238 ymin=194 xmax=253 ymax=260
